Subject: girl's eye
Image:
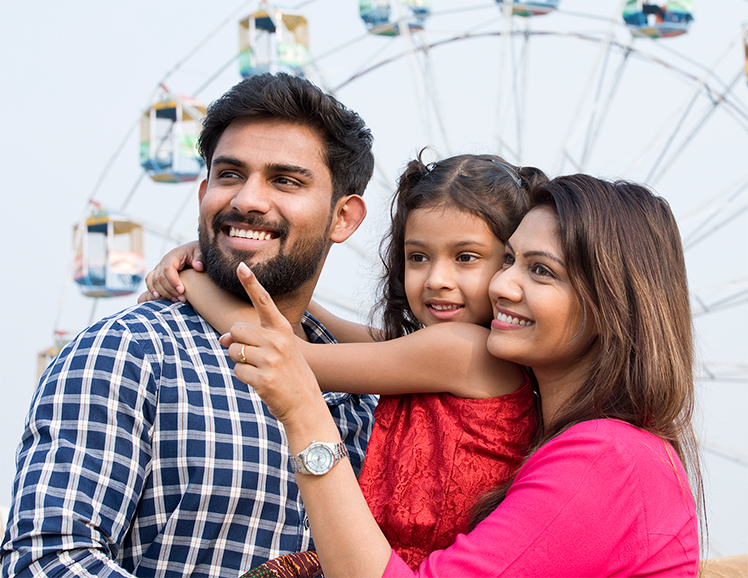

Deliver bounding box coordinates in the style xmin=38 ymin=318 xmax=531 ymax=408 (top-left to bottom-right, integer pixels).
xmin=456 ymin=254 xmax=478 ymax=263
xmin=408 ymin=253 xmax=428 ymax=263
xmin=502 ymin=253 xmax=515 ymax=268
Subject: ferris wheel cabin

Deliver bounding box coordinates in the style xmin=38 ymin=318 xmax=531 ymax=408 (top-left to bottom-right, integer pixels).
xmin=73 ymin=209 xmax=145 ymax=298
xmin=239 ymin=7 xmax=310 ymax=78
xmin=359 ymin=0 xmax=432 ymax=36
xmin=622 ymin=1 xmax=694 ymax=39
xmin=140 ymin=96 xmax=206 ymax=183
xmin=494 ymin=0 xmax=560 ymax=18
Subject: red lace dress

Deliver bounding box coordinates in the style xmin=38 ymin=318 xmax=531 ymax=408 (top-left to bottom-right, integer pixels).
xmin=357 ymin=377 xmax=537 ymax=569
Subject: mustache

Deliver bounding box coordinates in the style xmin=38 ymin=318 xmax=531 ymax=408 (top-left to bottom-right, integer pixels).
xmin=211 ymin=210 xmax=289 ymax=239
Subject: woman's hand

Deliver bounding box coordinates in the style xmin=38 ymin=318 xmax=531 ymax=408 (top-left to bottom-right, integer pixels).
xmin=220 ymin=263 xmax=324 ymax=428
xmin=138 ymin=241 xmax=203 ymax=303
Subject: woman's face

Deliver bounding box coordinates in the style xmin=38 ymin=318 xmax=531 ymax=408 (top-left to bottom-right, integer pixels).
xmin=487 ymin=206 xmax=598 ymax=373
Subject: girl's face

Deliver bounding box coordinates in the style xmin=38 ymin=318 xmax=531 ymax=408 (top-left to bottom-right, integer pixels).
xmin=404 ymin=204 xmax=504 ymax=328
xmin=487 ymin=206 xmax=598 ymax=372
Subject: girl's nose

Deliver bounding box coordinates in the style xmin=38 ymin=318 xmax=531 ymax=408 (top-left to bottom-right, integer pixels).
xmin=424 ymin=260 xmax=456 ymax=291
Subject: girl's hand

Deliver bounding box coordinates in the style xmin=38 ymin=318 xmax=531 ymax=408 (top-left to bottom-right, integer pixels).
xmin=220 ymin=263 xmax=323 ymax=427
xmin=139 ymin=241 xmax=203 ymax=303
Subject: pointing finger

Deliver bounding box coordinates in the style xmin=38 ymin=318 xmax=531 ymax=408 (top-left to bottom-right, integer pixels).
xmin=237 ymin=262 xmax=290 ymax=330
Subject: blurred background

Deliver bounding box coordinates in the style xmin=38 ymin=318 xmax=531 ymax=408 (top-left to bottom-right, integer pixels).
xmin=1 ymin=0 xmax=746 ymax=556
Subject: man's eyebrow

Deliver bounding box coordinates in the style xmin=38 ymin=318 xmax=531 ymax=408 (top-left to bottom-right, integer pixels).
xmin=210 ymin=157 xmax=315 ymax=179
xmin=267 ymin=163 xmax=314 ymax=179
xmin=211 ymin=156 xmax=245 ymax=169
xmin=505 ymin=241 xmax=565 ymax=267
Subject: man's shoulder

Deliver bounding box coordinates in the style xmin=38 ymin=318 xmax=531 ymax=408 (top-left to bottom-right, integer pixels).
xmin=75 ymin=300 xmax=216 ymax=351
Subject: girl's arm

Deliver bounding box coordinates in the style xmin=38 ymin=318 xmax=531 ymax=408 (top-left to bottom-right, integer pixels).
xmin=181 ymin=269 xmax=524 ymax=400
xmin=138 ymin=241 xmax=203 ymax=303
xmin=141 ymin=246 xmax=380 ymax=343
xmin=296 ymin=324 xmax=524 ymax=399
xmin=305 ymin=300 xmax=381 ymax=343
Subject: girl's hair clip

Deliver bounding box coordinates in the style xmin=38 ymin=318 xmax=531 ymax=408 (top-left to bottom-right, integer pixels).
xmin=491 ymin=159 xmax=522 ymax=188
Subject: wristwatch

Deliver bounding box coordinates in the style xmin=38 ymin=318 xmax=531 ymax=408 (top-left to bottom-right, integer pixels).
xmin=290 ymin=441 xmax=348 ymax=475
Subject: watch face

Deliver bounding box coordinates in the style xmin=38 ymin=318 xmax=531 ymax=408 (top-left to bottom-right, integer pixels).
xmin=305 ymin=443 xmax=334 ymax=475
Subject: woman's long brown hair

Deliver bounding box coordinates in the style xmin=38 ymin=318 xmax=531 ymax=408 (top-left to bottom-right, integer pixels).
xmin=471 ymin=174 xmax=705 ymax=552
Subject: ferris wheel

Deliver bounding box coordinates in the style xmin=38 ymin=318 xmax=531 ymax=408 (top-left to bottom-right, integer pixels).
xmin=47 ymin=0 xmax=748 ymax=557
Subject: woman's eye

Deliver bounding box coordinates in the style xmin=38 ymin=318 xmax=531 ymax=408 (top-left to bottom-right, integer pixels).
xmin=502 ymin=253 xmax=515 ymax=267
xmin=531 ymin=263 xmax=553 ymax=277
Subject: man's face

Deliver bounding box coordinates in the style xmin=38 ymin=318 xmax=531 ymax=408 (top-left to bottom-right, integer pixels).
xmin=197 ymin=118 xmax=335 ymax=300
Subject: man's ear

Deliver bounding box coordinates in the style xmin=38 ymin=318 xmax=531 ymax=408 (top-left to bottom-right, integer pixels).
xmin=198 ymin=178 xmax=208 ymax=206
xmin=329 ymin=195 xmax=367 ymax=244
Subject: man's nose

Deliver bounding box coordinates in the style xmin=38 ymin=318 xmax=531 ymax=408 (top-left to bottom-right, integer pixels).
xmin=230 ymin=176 xmax=272 ymax=214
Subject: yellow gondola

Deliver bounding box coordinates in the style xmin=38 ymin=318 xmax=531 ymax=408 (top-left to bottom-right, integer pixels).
xmin=239 ymin=4 xmax=310 ymax=78
xmin=73 ymin=206 xmax=145 ymax=298
xmin=140 ymin=93 xmax=206 ymax=183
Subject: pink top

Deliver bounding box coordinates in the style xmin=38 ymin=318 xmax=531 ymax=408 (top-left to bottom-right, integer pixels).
xmin=383 ymin=419 xmax=699 ymax=577
xmin=358 ymin=380 xmax=537 ymax=568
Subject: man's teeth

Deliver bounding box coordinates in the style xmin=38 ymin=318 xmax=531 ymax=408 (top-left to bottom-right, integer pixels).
xmin=431 ymin=304 xmax=461 ymax=312
xmin=496 ymin=312 xmax=534 ymax=326
xmin=230 ymin=227 xmax=273 ymax=240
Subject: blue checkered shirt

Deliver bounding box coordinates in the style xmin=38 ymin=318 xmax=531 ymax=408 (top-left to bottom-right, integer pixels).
xmin=1 ymin=301 xmax=376 ymax=577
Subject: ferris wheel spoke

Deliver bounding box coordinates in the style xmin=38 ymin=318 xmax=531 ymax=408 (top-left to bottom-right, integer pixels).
xmin=553 ymin=6 xmax=623 ymax=174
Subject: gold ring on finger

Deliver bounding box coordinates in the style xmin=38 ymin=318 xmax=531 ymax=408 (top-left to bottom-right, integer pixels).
xmin=239 ymin=344 xmax=247 ymax=364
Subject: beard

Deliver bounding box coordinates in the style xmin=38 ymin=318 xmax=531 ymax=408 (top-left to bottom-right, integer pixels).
xmin=199 ymin=210 xmax=331 ymax=303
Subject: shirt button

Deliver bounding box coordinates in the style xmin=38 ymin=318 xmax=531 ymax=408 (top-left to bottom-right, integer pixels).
xmin=303 ymin=515 xmax=310 ymax=529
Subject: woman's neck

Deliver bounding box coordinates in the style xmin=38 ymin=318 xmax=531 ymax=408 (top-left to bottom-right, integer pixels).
xmin=533 ymin=358 xmax=595 ymax=427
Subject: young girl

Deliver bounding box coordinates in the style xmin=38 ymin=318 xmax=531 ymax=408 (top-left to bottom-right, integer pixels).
xmin=143 ymin=153 xmax=548 ymax=570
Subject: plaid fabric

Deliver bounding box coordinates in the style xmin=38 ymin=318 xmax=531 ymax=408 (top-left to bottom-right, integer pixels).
xmin=1 ymin=301 xmax=376 ymax=578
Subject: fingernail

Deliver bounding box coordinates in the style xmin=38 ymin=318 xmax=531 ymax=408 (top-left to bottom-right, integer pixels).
xmin=238 ymin=262 xmax=251 ymax=276
xmin=177 ymin=285 xmax=184 ymax=293
xmin=153 ymin=291 xmax=160 ymax=298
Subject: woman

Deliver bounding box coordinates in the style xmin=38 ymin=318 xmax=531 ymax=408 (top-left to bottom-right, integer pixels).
xmin=223 ymin=174 xmax=703 ymax=577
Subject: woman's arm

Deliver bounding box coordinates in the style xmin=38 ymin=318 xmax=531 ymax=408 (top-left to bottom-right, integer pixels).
xmin=305 ymin=300 xmax=380 ymax=343
xmin=223 ymin=264 xmax=396 ymax=578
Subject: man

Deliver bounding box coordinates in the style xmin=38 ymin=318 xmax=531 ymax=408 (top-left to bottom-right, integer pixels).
xmin=1 ymin=73 xmax=377 ymax=577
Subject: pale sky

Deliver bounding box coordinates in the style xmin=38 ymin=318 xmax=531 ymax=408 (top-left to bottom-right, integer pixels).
xmin=1 ymin=0 xmax=746 ymax=556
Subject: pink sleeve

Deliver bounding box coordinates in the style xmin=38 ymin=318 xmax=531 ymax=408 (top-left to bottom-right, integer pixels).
xmin=382 ymin=421 xmax=697 ymax=578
